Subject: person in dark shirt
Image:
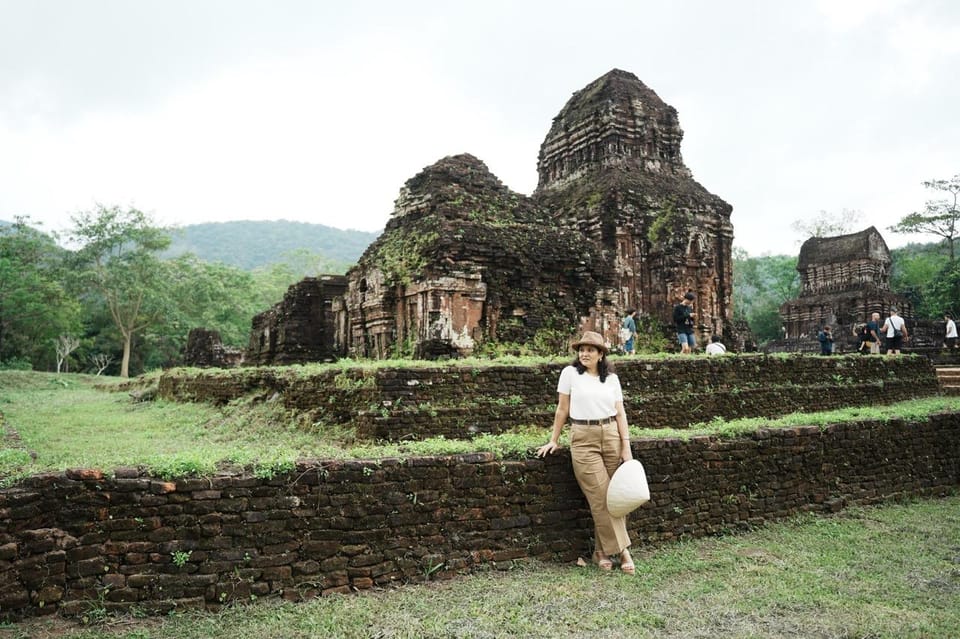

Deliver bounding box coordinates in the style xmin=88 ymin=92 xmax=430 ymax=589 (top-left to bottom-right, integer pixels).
xmin=672 ymin=291 xmax=696 ymax=354
xmin=817 ymin=325 xmax=834 ymax=355
xmin=866 ymin=312 xmax=881 ymax=354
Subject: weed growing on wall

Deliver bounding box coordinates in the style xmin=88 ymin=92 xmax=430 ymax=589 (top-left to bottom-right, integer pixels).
xmin=171 ymin=550 xmax=192 ymax=568
xmin=146 ymin=452 xmax=219 ymax=480
xmin=332 ymin=370 xmax=375 ymax=391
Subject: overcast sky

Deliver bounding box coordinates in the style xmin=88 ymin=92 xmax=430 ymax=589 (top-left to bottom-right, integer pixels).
xmin=2 ymin=0 xmax=958 ymax=256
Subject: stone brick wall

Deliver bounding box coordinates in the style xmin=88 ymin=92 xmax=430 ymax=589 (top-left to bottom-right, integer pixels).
xmin=183 ymin=328 xmax=244 ymax=368
xmin=2 ymin=414 xmax=958 ymax=620
xmin=246 ymin=276 xmax=347 ymax=366
xmin=158 ymin=355 xmax=942 ymax=441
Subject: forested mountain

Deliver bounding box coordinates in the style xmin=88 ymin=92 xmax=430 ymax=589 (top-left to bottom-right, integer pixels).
xmin=164 ymin=220 xmax=380 ymax=272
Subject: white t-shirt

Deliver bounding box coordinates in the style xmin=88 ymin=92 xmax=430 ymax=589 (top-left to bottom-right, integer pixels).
xmin=705 ymin=342 xmax=727 ymax=355
xmin=884 ymin=314 xmax=905 ymax=338
xmin=557 ymin=365 xmax=622 ymax=420
xmin=946 ymin=319 xmax=958 ymax=338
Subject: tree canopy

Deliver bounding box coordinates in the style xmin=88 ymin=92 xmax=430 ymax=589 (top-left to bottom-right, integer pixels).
xmin=0 ymin=217 xmax=81 ymax=368
xmin=889 ymin=174 xmax=960 ymax=261
xmin=68 ymin=206 xmax=173 ymax=377
xmin=790 ymin=209 xmax=863 ymax=241
xmin=732 ymin=248 xmax=800 ymax=343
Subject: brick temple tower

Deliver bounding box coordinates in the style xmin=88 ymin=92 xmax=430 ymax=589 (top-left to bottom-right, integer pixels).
xmin=535 ymin=69 xmax=735 ymax=344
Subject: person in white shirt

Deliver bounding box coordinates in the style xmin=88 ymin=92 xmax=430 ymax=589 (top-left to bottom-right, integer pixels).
xmin=536 ymin=331 xmax=636 ymax=575
xmin=705 ymin=334 xmax=727 ymax=355
xmin=945 ymin=313 xmax=958 ymax=351
xmin=880 ymin=308 xmax=908 ymax=355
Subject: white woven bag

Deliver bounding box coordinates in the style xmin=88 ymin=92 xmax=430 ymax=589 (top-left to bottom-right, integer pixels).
xmin=606 ymin=459 xmax=650 ymax=517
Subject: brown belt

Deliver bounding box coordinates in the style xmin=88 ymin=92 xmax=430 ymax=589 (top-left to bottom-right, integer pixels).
xmin=570 ymin=417 xmax=617 ymax=426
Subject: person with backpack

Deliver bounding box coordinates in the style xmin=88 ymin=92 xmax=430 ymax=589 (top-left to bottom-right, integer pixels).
xmin=880 ymin=308 xmax=908 ymax=355
xmin=672 ymin=291 xmax=696 ymax=354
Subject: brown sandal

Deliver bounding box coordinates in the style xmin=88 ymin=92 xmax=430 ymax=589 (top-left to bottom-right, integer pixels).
xmin=620 ymin=550 xmax=635 ymax=575
xmin=593 ymin=551 xmax=613 ymax=571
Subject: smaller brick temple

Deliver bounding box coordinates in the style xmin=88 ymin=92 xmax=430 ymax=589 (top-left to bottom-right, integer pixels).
xmin=777 ymin=226 xmax=911 ymax=347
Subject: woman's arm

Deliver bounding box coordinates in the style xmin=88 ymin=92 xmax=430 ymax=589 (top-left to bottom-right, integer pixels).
xmin=615 ymin=400 xmax=633 ymax=462
xmin=536 ymin=393 xmax=570 ymax=457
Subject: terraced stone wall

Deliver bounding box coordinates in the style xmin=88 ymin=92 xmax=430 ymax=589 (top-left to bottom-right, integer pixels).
xmin=2 ymin=414 xmax=958 ymax=620
xmin=157 ymin=355 xmax=942 ymax=440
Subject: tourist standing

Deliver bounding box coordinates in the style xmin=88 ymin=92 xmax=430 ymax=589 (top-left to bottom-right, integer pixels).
xmin=672 ymin=291 xmax=696 ymax=354
xmin=817 ymin=325 xmax=834 ymax=355
xmin=536 ymin=331 xmax=635 ymax=575
xmin=620 ymin=309 xmax=638 ymax=355
xmin=866 ymin=312 xmax=882 ymax=354
xmin=945 ymin=313 xmax=958 ymax=351
xmin=880 ymin=308 xmax=908 ymax=355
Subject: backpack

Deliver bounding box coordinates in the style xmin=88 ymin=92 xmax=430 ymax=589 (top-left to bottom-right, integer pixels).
xmin=672 ymin=304 xmax=685 ymax=326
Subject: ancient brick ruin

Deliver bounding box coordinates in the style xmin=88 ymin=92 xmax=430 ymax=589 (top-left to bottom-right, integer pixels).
xmin=243 ymin=69 xmax=733 ymax=363
xmin=338 ymin=154 xmax=611 ymax=358
xmin=160 ymin=354 xmax=939 ymax=441
xmin=182 ymin=328 xmax=244 ymax=368
xmin=534 ymin=68 xmax=734 ymax=345
xmin=246 ymin=276 xmax=347 ymax=365
xmin=777 ymin=227 xmax=912 ymax=349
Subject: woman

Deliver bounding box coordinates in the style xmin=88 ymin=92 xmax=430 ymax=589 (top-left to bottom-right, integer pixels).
xmin=536 ymin=331 xmax=635 ymax=574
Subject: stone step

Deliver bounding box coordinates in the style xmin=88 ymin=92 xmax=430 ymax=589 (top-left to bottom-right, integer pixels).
xmin=934 ymin=367 xmax=960 ymax=394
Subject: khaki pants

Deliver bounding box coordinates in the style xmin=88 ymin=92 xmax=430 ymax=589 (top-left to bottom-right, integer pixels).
xmin=570 ymin=422 xmax=631 ymax=555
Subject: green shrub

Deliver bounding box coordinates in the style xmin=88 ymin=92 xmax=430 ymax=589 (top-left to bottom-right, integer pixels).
xmin=0 ymin=357 xmax=33 ymax=370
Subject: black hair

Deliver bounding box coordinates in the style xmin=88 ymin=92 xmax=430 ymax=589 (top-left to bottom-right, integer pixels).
xmin=625 ymin=308 xmax=636 ymax=315
xmin=710 ymin=334 xmax=722 ymax=343
xmin=571 ymin=351 xmax=613 ymax=382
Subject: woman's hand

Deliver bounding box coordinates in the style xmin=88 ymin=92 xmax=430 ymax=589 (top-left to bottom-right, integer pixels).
xmin=536 ymin=441 xmax=559 ymax=458
xmin=620 ymin=441 xmax=633 ymax=463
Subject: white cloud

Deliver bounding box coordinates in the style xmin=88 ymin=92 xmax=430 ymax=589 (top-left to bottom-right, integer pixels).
xmin=1 ymin=1 xmax=958 ymax=257
xmin=1 ymin=29 xmax=538 ymax=234
xmin=887 ymin=15 xmax=960 ymax=91
xmin=815 ymin=0 xmax=909 ymax=31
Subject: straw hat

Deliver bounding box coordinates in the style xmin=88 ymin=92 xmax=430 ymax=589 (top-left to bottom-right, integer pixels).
xmin=570 ymin=331 xmax=608 ymax=354
xmin=606 ymin=459 xmax=650 ymax=517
